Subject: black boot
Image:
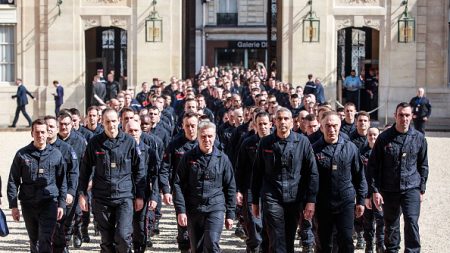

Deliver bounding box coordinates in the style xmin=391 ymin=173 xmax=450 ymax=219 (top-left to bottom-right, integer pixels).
xmin=73 ymin=231 xmax=82 ymax=248
xmin=94 ymin=221 xmax=100 ymax=236
xmin=365 ymin=243 xmax=374 ymax=253
xmin=152 ymin=220 xmax=160 ymax=236
xmin=81 ymin=227 xmax=90 ymax=243
xmin=146 ymin=235 xmax=153 ymax=248
xmin=355 ymin=232 xmax=366 ymax=249
xmin=302 ymin=245 xmax=314 ymax=253
xmin=134 ymin=245 xmax=146 ymax=253
xmin=234 ymin=222 xmax=247 ymax=240
xmin=376 ymin=244 xmax=385 ymax=253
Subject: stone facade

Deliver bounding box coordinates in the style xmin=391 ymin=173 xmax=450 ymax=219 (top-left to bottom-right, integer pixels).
xmin=278 ymin=0 xmax=450 ymax=124
xmin=0 ymin=0 xmax=449 ymax=126
xmin=0 ymin=0 xmax=182 ymax=125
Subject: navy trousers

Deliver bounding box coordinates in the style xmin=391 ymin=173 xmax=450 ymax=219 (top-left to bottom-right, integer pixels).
xmin=316 ymin=200 xmax=355 ymax=253
xmin=21 ymin=200 xmax=58 ymax=253
xmin=262 ymin=195 xmax=301 ymax=253
xmin=187 ymin=211 xmax=224 ymax=253
xmin=92 ymin=198 xmax=133 ymax=253
xmin=382 ymin=189 xmax=421 ymax=253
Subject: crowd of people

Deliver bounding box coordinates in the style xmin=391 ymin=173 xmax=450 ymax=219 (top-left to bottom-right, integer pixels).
xmin=3 ymin=64 xmax=429 ymax=253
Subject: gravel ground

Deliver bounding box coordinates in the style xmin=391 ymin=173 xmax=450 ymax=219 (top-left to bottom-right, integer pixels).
xmin=0 ymin=131 xmax=449 ymax=252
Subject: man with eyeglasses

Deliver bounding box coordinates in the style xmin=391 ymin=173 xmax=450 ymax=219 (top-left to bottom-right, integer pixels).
xmin=252 ymin=107 xmax=319 ymax=252
xmin=57 ymin=112 xmax=87 ymax=249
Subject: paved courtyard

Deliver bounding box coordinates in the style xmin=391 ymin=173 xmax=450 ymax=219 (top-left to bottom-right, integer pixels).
xmin=0 ymin=131 xmax=449 ymax=252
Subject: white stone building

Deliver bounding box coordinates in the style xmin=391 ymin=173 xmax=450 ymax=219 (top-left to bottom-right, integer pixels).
xmin=0 ymin=0 xmax=449 ymax=127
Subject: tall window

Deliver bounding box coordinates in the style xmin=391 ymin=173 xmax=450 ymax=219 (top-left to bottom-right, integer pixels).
xmin=0 ymin=25 xmax=15 ymax=83
xmin=218 ymin=0 xmax=237 ymax=13
xmin=217 ymin=0 xmax=238 ymax=26
xmin=0 ymin=0 xmax=15 ymax=4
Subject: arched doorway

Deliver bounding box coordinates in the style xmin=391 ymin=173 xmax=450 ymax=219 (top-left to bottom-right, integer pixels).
xmin=85 ymin=26 xmax=127 ymax=110
xmin=337 ymin=27 xmax=379 ymax=119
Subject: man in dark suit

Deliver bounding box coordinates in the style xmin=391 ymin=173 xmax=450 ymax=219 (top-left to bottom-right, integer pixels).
xmin=10 ymin=78 xmax=34 ymax=128
xmin=52 ymin=80 xmax=64 ymax=116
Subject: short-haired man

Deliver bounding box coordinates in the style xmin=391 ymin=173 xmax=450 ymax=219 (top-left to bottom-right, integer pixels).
xmin=252 ymin=107 xmax=319 ymax=252
xmin=78 ymin=108 xmax=146 ymax=253
xmin=350 ymin=110 xmax=371 ymax=249
xmin=235 ymin=111 xmax=272 ymax=252
xmin=82 ymin=106 xmax=104 ymax=138
xmin=174 ymin=121 xmax=236 ymax=252
xmin=125 ymin=120 xmax=159 ymax=253
xmin=304 ymin=113 xmax=322 ymax=144
xmin=57 ymin=112 xmax=88 ymax=248
xmin=313 ymin=111 xmax=367 ymax=252
xmin=360 ymin=127 xmax=384 ymax=253
xmin=136 ymin=82 xmax=151 ymax=106
xmin=369 ymin=102 xmax=428 ymax=252
xmin=409 ymin=88 xmax=432 ymax=134
xmin=343 ymin=70 xmax=363 ymax=109
xmin=52 ymin=80 xmax=64 ymax=116
xmin=147 ymin=106 xmax=171 ymax=148
xmin=44 ymin=116 xmax=79 ymax=252
xmin=10 ymin=78 xmax=35 ymax=128
xmin=350 ymin=111 xmax=371 ymax=149
xmin=288 ymin=94 xmax=302 ymax=117
xmin=340 ymin=102 xmax=357 ymax=136
xmin=161 ymin=112 xmax=199 ymax=252
xmin=7 ymin=119 xmax=67 ymax=252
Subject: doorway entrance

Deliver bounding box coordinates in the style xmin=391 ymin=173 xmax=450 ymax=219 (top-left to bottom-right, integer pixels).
xmin=337 ymin=27 xmax=379 ymax=118
xmin=85 ymin=27 xmax=127 ymax=109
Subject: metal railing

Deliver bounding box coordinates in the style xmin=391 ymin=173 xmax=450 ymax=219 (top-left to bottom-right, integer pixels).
xmin=217 ymin=13 xmax=238 ymax=26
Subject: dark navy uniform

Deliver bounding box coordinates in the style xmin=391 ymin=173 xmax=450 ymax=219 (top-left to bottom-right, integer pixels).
xmin=252 ymin=132 xmax=319 ymax=253
xmin=228 ymin=122 xmax=250 ymax=166
xmin=173 ymin=146 xmax=236 ymax=253
xmin=360 ymin=143 xmax=384 ymax=252
xmin=7 ymin=143 xmax=67 ymax=253
xmin=307 ymin=130 xmax=322 ymax=145
xmin=78 ymin=131 xmax=146 ymax=253
xmin=161 ymin=133 xmax=198 ymax=250
xmin=73 ymin=127 xmax=98 ymax=242
xmin=368 ymin=125 xmax=428 ymax=252
xmin=140 ymin=131 xmax=164 ymax=236
xmin=77 ymin=126 xmax=94 ymax=142
xmin=236 ymin=134 xmax=265 ymax=252
xmin=350 ymin=129 xmax=368 ymax=247
xmin=313 ymin=137 xmax=368 ymax=253
xmin=49 ymin=139 xmax=79 ymax=252
xmin=149 ymin=121 xmax=171 ymax=148
xmin=133 ymin=140 xmax=159 ymax=253
xmin=79 ymin=124 xmax=103 ymax=142
xmin=340 ymin=120 xmax=356 ymax=136
xmin=59 ymin=130 xmax=87 ymax=245
xmin=350 ymin=130 xmax=367 ymax=150
xmin=409 ymin=96 xmax=432 ymax=134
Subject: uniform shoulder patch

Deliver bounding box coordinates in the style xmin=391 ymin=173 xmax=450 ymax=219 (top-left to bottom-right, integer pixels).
xmin=71 ymin=151 xmax=78 ymax=160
